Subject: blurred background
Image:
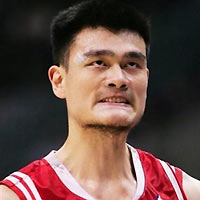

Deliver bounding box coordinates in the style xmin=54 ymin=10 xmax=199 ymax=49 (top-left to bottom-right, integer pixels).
xmin=0 ymin=0 xmax=200 ymax=180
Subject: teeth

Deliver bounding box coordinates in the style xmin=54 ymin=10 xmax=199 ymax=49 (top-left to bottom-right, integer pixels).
xmin=102 ymin=97 xmax=127 ymax=103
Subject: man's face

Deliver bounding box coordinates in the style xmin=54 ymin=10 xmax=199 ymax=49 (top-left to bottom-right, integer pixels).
xmin=62 ymin=27 xmax=148 ymax=130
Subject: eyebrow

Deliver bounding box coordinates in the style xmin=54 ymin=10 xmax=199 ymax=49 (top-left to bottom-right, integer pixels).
xmin=83 ymin=49 xmax=146 ymax=60
xmin=83 ymin=50 xmax=115 ymax=57
xmin=124 ymin=51 xmax=147 ymax=60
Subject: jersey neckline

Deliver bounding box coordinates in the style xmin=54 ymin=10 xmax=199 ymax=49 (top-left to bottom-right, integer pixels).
xmin=44 ymin=144 xmax=145 ymax=200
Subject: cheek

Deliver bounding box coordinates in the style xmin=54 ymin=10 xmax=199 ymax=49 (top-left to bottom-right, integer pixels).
xmin=132 ymin=73 xmax=148 ymax=95
xmin=65 ymin=75 xmax=95 ymax=109
xmin=131 ymin=73 xmax=148 ymax=112
xmin=128 ymin=78 xmax=147 ymax=126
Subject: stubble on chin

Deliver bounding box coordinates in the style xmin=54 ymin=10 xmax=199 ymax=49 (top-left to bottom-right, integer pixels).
xmin=82 ymin=123 xmax=132 ymax=136
xmin=81 ymin=112 xmax=144 ymax=136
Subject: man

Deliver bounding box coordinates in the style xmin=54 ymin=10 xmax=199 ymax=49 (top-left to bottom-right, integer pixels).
xmin=0 ymin=0 xmax=200 ymax=199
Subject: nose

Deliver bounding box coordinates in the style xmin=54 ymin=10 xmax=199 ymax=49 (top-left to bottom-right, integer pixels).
xmin=104 ymin=65 xmax=129 ymax=90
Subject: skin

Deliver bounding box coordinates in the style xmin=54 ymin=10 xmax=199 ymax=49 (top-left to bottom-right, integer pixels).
xmin=51 ymin=27 xmax=148 ymax=199
xmin=0 ymin=27 xmax=200 ymax=199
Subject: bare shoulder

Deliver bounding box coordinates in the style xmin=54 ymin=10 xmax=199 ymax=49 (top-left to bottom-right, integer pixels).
xmin=183 ymin=171 xmax=200 ymax=200
xmin=0 ymin=185 xmax=20 ymax=200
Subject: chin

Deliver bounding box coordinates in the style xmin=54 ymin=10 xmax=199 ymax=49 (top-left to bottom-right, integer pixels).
xmin=104 ymin=110 xmax=144 ymax=128
xmin=80 ymin=113 xmax=141 ymax=134
xmin=96 ymin=112 xmax=136 ymax=127
xmin=79 ymin=109 xmax=144 ymax=132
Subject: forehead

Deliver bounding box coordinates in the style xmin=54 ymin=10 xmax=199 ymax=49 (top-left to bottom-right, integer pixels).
xmin=70 ymin=27 xmax=146 ymax=56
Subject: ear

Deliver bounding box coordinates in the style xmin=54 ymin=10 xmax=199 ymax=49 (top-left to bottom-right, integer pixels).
xmin=145 ymin=67 xmax=149 ymax=88
xmin=146 ymin=67 xmax=149 ymax=78
xmin=48 ymin=65 xmax=66 ymax=99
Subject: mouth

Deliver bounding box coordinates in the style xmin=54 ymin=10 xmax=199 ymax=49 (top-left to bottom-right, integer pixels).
xmin=99 ymin=97 xmax=130 ymax=105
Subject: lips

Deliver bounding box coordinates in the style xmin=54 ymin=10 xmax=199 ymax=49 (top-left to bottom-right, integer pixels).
xmin=99 ymin=96 xmax=130 ymax=104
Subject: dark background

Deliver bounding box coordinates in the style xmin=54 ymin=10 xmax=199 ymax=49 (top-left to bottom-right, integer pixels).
xmin=0 ymin=0 xmax=200 ymax=180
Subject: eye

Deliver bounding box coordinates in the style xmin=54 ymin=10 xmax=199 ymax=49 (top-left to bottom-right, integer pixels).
xmin=126 ymin=62 xmax=138 ymax=68
xmin=92 ymin=60 xmax=106 ymax=67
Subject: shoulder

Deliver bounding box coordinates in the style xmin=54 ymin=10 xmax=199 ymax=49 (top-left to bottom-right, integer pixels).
xmin=136 ymin=148 xmax=179 ymax=174
xmin=133 ymin=148 xmax=175 ymax=182
xmin=0 ymin=185 xmax=20 ymax=200
xmin=136 ymin=148 xmax=200 ymax=199
xmin=0 ymin=157 xmax=50 ymax=200
xmin=183 ymin=171 xmax=200 ymax=200
xmin=135 ymin=148 xmax=160 ymax=162
xmin=135 ymin=148 xmax=165 ymax=170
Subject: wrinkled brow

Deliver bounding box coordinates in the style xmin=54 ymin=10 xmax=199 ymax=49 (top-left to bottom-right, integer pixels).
xmin=83 ymin=50 xmax=115 ymax=57
xmin=83 ymin=49 xmax=146 ymax=60
xmin=124 ymin=52 xmax=147 ymax=60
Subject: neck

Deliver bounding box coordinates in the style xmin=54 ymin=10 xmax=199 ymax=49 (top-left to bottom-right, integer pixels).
xmin=56 ymin=121 xmax=135 ymax=182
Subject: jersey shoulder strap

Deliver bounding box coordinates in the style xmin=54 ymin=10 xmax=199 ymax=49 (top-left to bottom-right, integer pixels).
xmin=0 ymin=159 xmax=44 ymax=200
xmin=158 ymin=159 xmax=185 ymax=200
xmin=136 ymin=148 xmax=188 ymax=200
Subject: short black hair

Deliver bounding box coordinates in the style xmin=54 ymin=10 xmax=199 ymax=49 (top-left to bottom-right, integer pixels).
xmin=51 ymin=0 xmax=151 ymax=65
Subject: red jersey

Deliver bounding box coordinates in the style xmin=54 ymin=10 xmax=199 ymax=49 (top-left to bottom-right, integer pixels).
xmin=0 ymin=145 xmax=188 ymax=200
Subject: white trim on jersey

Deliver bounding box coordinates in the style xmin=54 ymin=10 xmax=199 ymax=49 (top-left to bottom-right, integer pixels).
xmin=45 ymin=151 xmax=96 ymax=200
xmin=128 ymin=144 xmax=145 ymax=200
xmin=171 ymin=165 xmax=176 ymax=172
xmin=159 ymin=160 xmax=184 ymax=200
xmin=5 ymin=176 xmax=32 ymax=200
xmin=12 ymin=172 xmax=42 ymax=200
xmin=45 ymin=145 xmax=145 ymax=200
